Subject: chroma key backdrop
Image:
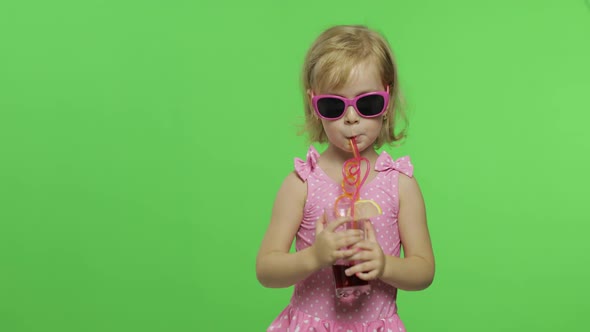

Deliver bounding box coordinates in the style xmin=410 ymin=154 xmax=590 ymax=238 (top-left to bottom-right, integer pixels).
xmin=1 ymin=1 xmax=589 ymax=331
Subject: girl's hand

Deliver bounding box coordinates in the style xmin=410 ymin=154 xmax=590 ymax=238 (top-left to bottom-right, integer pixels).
xmin=344 ymin=220 xmax=385 ymax=281
xmin=311 ymin=214 xmax=364 ymax=268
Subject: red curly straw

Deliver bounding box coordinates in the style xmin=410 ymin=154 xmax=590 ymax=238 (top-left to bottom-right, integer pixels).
xmin=333 ymin=137 xmax=370 ymax=228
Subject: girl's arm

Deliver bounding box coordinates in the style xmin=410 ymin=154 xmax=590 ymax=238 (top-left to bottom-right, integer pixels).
xmin=380 ymin=174 xmax=435 ymax=291
xmin=256 ymin=173 xmax=370 ymax=288
xmin=256 ymin=171 xmax=320 ymax=288
xmin=256 ymin=172 xmax=363 ymax=288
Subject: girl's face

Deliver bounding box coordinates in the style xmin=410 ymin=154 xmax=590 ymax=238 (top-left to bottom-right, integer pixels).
xmin=316 ymin=61 xmax=386 ymax=155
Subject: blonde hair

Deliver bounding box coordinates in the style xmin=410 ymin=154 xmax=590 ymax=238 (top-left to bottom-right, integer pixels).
xmin=301 ymin=25 xmax=407 ymax=148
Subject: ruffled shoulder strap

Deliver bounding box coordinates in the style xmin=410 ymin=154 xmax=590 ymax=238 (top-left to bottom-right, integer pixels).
xmin=294 ymin=145 xmax=320 ymax=181
xmin=374 ymin=151 xmax=414 ymax=177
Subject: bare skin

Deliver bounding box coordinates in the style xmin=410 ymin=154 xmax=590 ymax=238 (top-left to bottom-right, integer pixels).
xmin=256 ymin=61 xmax=434 ymax=291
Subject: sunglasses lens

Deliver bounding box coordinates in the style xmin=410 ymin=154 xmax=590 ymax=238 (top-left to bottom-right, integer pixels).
xmin=357 ymin=95 xmax=385 ymax=116
xmin=317 ymin=98 xmax=345 ymax=119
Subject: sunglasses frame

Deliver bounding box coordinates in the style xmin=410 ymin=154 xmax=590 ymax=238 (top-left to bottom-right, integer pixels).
xmin=311 ymin=86 xmax=390 ymax=120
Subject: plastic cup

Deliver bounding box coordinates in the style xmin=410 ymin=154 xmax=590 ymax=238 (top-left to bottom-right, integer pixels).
xmin=323 ymin=202 xmax=371 ymax=299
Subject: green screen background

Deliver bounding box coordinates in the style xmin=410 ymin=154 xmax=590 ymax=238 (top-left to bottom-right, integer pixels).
xmin=1 ymin=0 xmax=589 ymax=331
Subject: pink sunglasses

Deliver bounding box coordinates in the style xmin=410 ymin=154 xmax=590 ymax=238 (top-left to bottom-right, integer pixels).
xmin=312 ymin=86 xmax=390 ymax=120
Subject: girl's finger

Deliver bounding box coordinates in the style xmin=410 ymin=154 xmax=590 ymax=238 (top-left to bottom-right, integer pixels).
xmin=348 ymin=250 xmax=368 ymax=262
xmin=355 ymin=270 xmax=378 ymax=281
xmin=337 ymin=234 xmax=364 ymax=249
xmin=344 ymin=261 xmax=370 ymax=277
xmin=337 ymin=248 xmax=357 ymax=259
xmin=333 ymin=229 xmax=364 ymax=240
xmin=351 ymin=240 xmax=375 ymax=251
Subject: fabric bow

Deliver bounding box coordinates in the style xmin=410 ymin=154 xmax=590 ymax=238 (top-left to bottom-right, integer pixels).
xmin=294 ymin=146 xmax=320 ymax=181
xmin=374 ymin=153 xmax=414 ymax=178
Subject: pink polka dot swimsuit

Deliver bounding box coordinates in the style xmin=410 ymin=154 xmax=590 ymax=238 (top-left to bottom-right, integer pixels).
xmin=267 ymin=146 xmax=414 ymax=332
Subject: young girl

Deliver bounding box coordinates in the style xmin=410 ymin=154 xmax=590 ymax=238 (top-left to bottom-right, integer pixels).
xmin=256 ymin=25 xmax=435 ymax=331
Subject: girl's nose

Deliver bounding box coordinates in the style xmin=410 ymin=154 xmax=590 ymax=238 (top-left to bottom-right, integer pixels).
xmin=343 ymin=106 xmax=359 ymax=124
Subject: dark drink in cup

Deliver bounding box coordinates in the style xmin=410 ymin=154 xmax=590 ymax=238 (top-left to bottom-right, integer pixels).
xmin=324 ymin=206 xmax=371 ymax=299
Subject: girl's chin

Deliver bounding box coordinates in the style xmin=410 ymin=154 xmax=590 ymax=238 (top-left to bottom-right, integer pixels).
xmin=340 ymin=141 xmax=363 ymax=155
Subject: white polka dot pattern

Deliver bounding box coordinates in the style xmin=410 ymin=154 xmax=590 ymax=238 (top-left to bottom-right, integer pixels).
xmin=268 ymin=146 xmax=413 ymax=332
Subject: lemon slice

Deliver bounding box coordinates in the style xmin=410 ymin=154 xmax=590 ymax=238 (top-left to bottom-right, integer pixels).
xmin=353 ymin=199 xmax=382 ymax=219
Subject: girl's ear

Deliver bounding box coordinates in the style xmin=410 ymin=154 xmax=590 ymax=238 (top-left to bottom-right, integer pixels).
xmin=307 ymin=89 xmax=320 ymax=120
xmin=306 ymin=89 xmax=315 ymax=107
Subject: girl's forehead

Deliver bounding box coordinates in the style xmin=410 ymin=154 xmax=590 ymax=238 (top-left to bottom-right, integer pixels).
xmin=318 ymin=61 xmax=383 ymax=96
